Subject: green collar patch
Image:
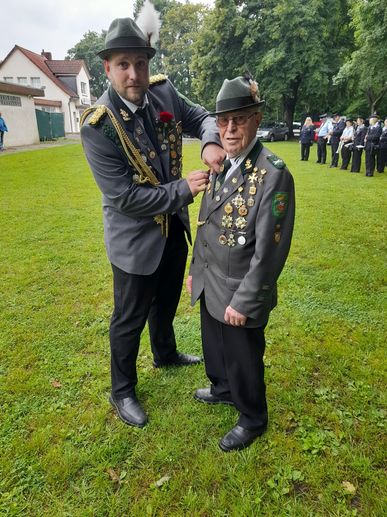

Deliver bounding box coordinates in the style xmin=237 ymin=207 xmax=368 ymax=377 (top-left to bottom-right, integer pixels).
xmin=271 ymin=192 xmax=289 ymax=218
xmin=267 ymin=154 xmax=285 ymax=169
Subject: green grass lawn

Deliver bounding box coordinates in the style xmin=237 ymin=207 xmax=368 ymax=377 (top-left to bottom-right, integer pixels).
xmin=0 ymin=141 xmax=386 ymax=516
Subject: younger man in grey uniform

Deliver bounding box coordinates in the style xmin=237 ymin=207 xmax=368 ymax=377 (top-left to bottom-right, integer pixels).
xmin=81 ymin=16 xmax=224 ymax=428
xmin=187 ymin=75 xmax=295 ymax=451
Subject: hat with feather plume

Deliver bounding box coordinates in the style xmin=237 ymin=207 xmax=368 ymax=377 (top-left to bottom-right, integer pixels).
xmin=98 ymin=0 xmax=160 ymax=60
xmin=211 ymin=73 xmax=265 ymax=115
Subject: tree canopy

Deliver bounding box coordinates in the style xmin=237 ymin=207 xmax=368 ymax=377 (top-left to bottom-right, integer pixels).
xmin=67 ymin=0 xmax=387 ymax=125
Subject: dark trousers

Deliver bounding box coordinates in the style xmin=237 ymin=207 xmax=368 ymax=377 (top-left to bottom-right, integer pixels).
xmin=365 ymin=147 xmax=378 ymax=175
xmin=331 ymin=139 xmax=340 ymax=166
xmin=340 ymin=145 xmax=352 ymax=169
xmin=200 ymin=296 xmax=267 ymax=430
xmin=317 ymin=137 xmax=327 ymax=163
xmin=301 ymin=143 xmax=311 ymax=161
xmin=110 ymin=216 xmax=188 ymax=398
xmin=0 ymin=131 xmax=4 ymax=147
xmin=377 ymin=148 xmax=387 ymax=172
xmin=351 ymin=148 xmax=363 ymax=172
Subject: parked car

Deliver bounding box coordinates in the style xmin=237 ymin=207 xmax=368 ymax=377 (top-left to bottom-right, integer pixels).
xmin=257 ymin=122 xmax=289 ymax=141
xmin=292 ymin=122 xmax=301 ymax=137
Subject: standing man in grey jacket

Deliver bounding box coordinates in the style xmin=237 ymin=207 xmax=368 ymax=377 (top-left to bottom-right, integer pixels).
xmin=187 ymin=75 xmax=295 ymax=451
xmin=80 ymin=14 xmax=224 ymax=428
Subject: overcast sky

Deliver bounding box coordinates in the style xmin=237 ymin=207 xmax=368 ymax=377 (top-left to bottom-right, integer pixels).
xmin=0 ymin=0 xmax=214 ymax=61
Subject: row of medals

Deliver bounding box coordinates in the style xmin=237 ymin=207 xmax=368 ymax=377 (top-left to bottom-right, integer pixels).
xmin=213 ymin=160 xmax=267 ymax=247
xmin=122 ymin=108 xmax=183 ymax=177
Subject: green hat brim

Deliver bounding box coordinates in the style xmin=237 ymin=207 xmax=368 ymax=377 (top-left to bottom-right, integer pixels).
xmin=210 ymin=99 xmax=265 ymax=116
xmin=98 ymin=44 xmax=156 ymax=60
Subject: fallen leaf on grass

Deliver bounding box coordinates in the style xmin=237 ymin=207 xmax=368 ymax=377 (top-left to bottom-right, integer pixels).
xmin=342 ymin=481 xmax=356 ymax=494
xmin=107 ymin=468 xmax=120 ymax=485
xmin=51 ymin=380 xmax=62 ymax=388
xmin=153 ymin=475 xmax=171 ymax=488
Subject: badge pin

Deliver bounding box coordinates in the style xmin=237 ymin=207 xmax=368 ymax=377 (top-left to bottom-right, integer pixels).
xmin=249 ymin=186 xmax=257 ymax=195
xmin=149 ymin=150 xmax=156 ymax=160
xmin=238 ymin=186 xmax=244 ymax=192
xmin=237 ymin=235 xmax=246 ymax=245
xmin=215 ymin=195 xmax=221 ymax=202
xmin=260 ymin=168 xmax=267 ymax=175
xmin=227 ymin=234 xmax=236 ymax=247
xmin=274 ymin=232 xmax=281 ymax=243
xmin=120 ymin=109 xmax=131 ymax=122
xmin=221 ymin=215 xmax=233 ymax=228
xmin=161 ymin=143 xmax=167 ymax=151
xmin=219 ymin=235 xmax=228 ymax=245
xmin=224 ymin=203 xmax=233 ymax=214
xmin=232 ymin=177 xmax=237 ymax=184
xmin=245 ymin=159 xmax=252 ymax=170
xmin=247 ymin=197 xmax=255 ymax=207
xmin=238 ymin=205 xmax=248 ymax=216
xmin=169 ymin=134 xmax=176 ymax=142
xmin=223 ymin=187 xmax=229 ymax=193
xmin=248 ymin=172 xmax=258 ymax=183
xmin=231 ymin=194 xmax=244 ymax=209
xmin=170 ymin=150 xmax=177 ymax=159
xmin=171 ymin=166 xmax=179 ymax=175
xmin=235 ymin=217 xmax=247 ymax=229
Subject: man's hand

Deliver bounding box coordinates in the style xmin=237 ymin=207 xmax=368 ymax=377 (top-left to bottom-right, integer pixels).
xmin=186 ymin=275 xmax=192 ymax=294
xmin=224 ymin=305 xmax=247 ymax=326
xmin=202 ymin=144 xmax=226 ymax=173
xmin=186 ymin=170 xmax=209 ymax=197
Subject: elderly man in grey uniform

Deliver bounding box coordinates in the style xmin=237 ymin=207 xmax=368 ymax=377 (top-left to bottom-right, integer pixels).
xmin=187 ymin=75 xmax=295 ymax=451
xmin=80 ymin=14 xmax=224 ymax=428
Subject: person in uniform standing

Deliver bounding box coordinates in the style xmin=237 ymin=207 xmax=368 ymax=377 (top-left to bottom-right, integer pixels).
xmin=377 ymin=116 xmax=387 ymax=173
xmin=351 ymin=116 xmax=367 ymax=173
xmin=316 ymin=113 xmax=331 ymax=164
xmin=187 ymin=75 xmax=295 ymax=451
xmin=329 ymin=112 xmax=345 ymax=168
xmin=339 ymin=117 xmax=354 ymax=170
xmin=80 ymin=12 xmax=224 ymax=428
xmin=0 ymin=112 xmax=8 ymax=151
xmin=365 ymin=114 xmax=382 ymax=176
xmin=299 ymin=116 xmax=314 ymax=161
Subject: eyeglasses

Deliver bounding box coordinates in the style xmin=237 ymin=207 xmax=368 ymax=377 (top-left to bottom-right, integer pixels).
xmin=216 ymin=112 xmax=257 ymax=127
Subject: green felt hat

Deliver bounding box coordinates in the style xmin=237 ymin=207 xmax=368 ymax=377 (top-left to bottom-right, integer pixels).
xmin=98 ymin=18 xmax=156 ymax=60
xmin=211 ymin=75 xmax=265 ymax=115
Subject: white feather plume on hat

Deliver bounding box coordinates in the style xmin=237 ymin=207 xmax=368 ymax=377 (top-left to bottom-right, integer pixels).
xmin=136 ymin=0 xmax=161 ymax=47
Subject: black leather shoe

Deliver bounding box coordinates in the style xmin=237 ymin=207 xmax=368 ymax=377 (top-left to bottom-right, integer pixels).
xmin=109 ymin=394 xmax=148 ymax=428
xmin=194 ymin=387 xmax=234 ymax=406
xmin=219 ymin=424 xmax=267 ymax=452
xmin=153 ymin=351 xmax=202 ymax=368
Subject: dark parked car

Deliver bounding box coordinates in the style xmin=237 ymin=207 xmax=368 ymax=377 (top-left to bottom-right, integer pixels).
xmin=257 ymin=121 xmax=289 ymax=141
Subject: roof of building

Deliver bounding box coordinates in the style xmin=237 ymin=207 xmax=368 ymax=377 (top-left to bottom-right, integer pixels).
xmin=0 ymin=46 xmax=80 ymax=99
xmin=0 ymin=80 xmax=45 ymax=97
xmin=46 ymin=60 xmax=90 ymax=79
xmin=34 ymin=98 xmax=62 ymax=107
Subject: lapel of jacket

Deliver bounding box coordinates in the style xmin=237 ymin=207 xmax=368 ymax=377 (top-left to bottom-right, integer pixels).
xmin=108 ymin=86 xmax=164 ymax=181
xmin=206 ymin=140 xmax=263 ymax=218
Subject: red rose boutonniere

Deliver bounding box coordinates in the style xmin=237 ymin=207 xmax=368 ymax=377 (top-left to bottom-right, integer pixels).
xmin=159 ymin=111 xmax=174 ymax=123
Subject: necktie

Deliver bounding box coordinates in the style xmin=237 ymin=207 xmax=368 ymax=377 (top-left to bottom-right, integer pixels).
xmin=137 ymin=106 xmax=160 ymax=152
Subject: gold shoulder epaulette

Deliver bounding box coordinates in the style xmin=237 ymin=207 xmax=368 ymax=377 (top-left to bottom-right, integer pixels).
xmin=80 ymin=105 xmax=108 ymax=127
xmin=149 ymin=74 xmax=167 ymax=86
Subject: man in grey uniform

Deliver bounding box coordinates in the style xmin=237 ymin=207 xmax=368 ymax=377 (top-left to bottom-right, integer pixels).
xmin=81 ymin=16 xmax=224 ymax=428
xmin=187 ymin=75 xmax=295 ymax=451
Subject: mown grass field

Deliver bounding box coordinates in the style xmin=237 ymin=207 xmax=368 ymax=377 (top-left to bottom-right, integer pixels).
xmin=0 ymin=141 xmax=386 ymax=516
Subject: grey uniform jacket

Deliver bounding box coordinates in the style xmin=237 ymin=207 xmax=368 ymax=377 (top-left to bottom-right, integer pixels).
xmin=190 ymin=140 xmax=295 ymax=328
xmin=81 ymin=78 xmax=220 ymax=275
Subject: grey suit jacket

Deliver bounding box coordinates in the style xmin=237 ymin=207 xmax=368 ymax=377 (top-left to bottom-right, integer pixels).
xmin=81 ymin=78 xmax=220 ymax=275
xmin=190 ymin=140 xmax=295 ymax=327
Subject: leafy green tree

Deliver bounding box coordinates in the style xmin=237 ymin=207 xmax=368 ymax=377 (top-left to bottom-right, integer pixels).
xmin=66 ymin=31 xmax=108 ymax=98
xmin=334 ymin=0 xmax=387 ymax=114
xmin=192 ymin=0 xmax=245 ymax=109
xmin=161 ymin=3 xmax=208 ymax=101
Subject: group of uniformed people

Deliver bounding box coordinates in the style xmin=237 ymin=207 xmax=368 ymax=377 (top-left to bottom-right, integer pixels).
xmin=313 ymin=113 xmax=387 ymax=176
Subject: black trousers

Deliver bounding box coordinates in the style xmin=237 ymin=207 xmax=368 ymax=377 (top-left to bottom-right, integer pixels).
xmin=377 ymin=148 xmax=387 ymax=172
xmin=110 ymin=216 xmax=188 ymax=398
xmin=351 ymin=148 xmax=363 ymax=172
xmin=365 ymin=147 xmax=378 ymax=175
xmin=340 ymin=145 xmax=352 ymax=169
xmin=301 ymin=143 xmax=311 ymax=161
xmin=317 ymin=137 xmax=327 ymax=163
xmin=200 ymin=296 xmax=267 ymax=430
xmin=331 ymin=139 xmax=340 ymax=166
xmin=0 ymin=131 xmax=4 ymax=147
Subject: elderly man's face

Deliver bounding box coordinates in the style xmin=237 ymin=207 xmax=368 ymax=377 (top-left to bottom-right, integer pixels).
xmin=104 ymin=51 xmax=149 ymax=105
xmin=217 ymin=110 xmax=262 ymax=158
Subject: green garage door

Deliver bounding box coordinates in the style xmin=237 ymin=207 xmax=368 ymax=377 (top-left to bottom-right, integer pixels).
xmin=35 ymin=110 xmax=65 ymax=140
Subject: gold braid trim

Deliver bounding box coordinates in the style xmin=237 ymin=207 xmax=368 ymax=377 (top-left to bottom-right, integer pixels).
xmin=81 ymin=105 xmax=170 ymax=236
xmin=80 ymin=105 xmax=160 ymax=186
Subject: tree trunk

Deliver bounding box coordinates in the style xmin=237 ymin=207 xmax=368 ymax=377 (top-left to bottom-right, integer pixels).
xmin=282 ymin=78 xmax=301 ymax=137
